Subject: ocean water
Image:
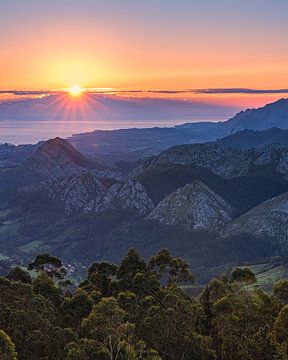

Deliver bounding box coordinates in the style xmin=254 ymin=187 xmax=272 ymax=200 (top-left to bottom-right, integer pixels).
xmin=0 ymin=118 xmax=216 ymax=145
xmin=0 ymin=120 xmax=181 ymax=145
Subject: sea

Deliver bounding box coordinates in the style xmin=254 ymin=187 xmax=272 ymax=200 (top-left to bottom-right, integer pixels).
xmin=0 ymin=118 xmax=220 ymax=145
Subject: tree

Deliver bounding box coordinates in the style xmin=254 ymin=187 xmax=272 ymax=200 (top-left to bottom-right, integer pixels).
xmin=0 ymin=330 xmax=17 ymax=360
xmin=231 ymin=267 xmax=256 ymax=287
xmin=28 ymin=253 xmax=67 ymax=282
xmin=247 ymin=324 xmax=279 ymax=360
xmin=82 ymin=297 xmax=135 ymax=360
xmin=117 ymin=249 xmax=147 ymax=291
xmin=273 ymin=279 xmax=288 ymax=304
xmin=32 ymin=272 xmax=62 ymax=306
xmin=86 ymin=261 xmax=118 ymax=296
xmin=207 ymin=278 xmax=228 ymax=303
xmin=141 ymin=286 xmax=215 ymax=360
xmin=65 ymin=339 xmax=101 ymax=360
xmin=62 ymin=289 xmax=94 ymax=330
xmin=7 ymin=267 xmax=32 ymax=284
xmin=148 ymin=248 xmax=195 ymax=286
xmin=200 ymin=286 xmax=213 ymax=336
xmin=274 ymin=304 xmax=288 ymax=343
xmin=230 ymin=267 xmax=256 ymax=284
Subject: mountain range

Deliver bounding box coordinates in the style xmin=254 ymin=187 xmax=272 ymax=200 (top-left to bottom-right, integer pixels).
xmin=68 ymin=98 xmax=288 ymax=162
xmin=1 ymin=98 xmax=288 ymax=165
xmin=1 ymin=98 xmax=288 ymax=284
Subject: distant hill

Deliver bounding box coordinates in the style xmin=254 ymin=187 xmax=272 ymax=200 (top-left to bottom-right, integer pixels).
xmin=148 ymin=181 xmax=233 ymax=231
xmin=221 ymin=190 xmax=288 ymax=245
xmin=24 ymin=137 xmax=105 ymax=179
xmin=213 ymin=127 xmax=288 ymax=149
xmin=68 ymin=98 xmax=288 ymax=161
xmin=2 ymin=99 xmax=288 ymax=283
xmin=220 ymin=98 xmax=288 ymax=135
xmin=1 ymin=98 xmax=288 ymax=165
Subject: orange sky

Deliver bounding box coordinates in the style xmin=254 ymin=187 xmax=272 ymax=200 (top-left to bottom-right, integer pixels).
xmin=1 ymin=1 xmax=288 ymax=93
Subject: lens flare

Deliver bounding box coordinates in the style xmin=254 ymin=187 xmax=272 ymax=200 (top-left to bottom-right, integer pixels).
xmin=67 ymin=86 xmax=84 ymax=97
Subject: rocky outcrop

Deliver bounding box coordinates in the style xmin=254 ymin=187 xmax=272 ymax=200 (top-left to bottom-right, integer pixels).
xmin=97 ymin=168 xmax=125 ymax=182
xmin=137 ymin=141 xmax=288 ymax=180
xmin=148 ymin=181 xmax=233 ymax=231
xmin=213 ymin=128 xmax=288 ymax=150
xmin=23 ymin=137 xmax=124 ymax=181
xmin=221 ymin=191 xmax=288 ymax=244
xmin=221 ymin=98 xmax=288 ymax=135
xmin=48 ymin=172 xmax=106 ymax=213
xmin=24 ymin=137 xmax=96 ymax=178
xmin=252 ymin=145 xmax=288 ymax=179
xmin=144 ymin=143 xmax=255 ymax=179
xmin=96 ymin=178 xmax=154 ymax=215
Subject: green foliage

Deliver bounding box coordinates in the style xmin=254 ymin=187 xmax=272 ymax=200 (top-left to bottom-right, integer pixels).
xmin=82 ymin=297 xmax=136 ymax=359
xmin=28 ymin=253 xmax=67 ymax=281
xmin=0 ymin=330 xmax=17 ymax=360
xmin=273 ymin=279 xmax=288 ymax=304
xmin=86 ymin=261 xmax=118 ymax=296
xmin=62 ymin=289 xmax=94 ymax=330
xmin=2 ymin=250 xmax=288 ymax=359
xmin=149 ymin=248 xmax=195 ymax=286
xmin=7 ymin=267 xmax=31 ymax=284
xmin=274 ymin=304 xmax=288 ymax=343
xmin=32 ymin=272 xmax=62 ymax=306
xmin=231 ymin=267 xmax=256 ymax=285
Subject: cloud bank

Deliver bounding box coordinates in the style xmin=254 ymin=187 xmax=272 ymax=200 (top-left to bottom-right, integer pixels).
xmin=1 ymin=88 xmax=288 ymax=97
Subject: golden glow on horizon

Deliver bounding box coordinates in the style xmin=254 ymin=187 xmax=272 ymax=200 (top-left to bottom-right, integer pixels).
xmin=67 ymin=86 xmax=84 ymax=97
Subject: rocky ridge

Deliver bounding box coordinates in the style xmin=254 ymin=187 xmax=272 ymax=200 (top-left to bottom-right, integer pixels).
xmin=23 ymin=137 xmax=124 ymax=181
xmin=95 ymin=178 xmax=154 ymax=215
xmin=48 ymin=172 xmax=106 ymax=213
xmin=221 ymin=98 xmax=288 ymax=135
xmin=140 ymin=142 xmax=288 ymax=179
xmin=148 ymin=181 xmax=233 ymax=231
xmin=221 ymin=191 xmax=288 ymax=244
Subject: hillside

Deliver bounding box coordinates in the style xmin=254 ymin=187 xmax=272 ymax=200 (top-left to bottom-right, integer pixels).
xmin=148 ymin=181 xmax=233 ymax=231
xmin=213 ymin=127 xmax=288 ymax=149
xmin=221 ymin=98 xmax=288 ymax=135
xmin=1 ymin=135 xmax=288 ymax=283
xmin=1 ymin=98 xmax=288 ymax=166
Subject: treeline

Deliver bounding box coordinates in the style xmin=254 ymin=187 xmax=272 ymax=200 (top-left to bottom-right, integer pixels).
xmin=1 ymin=249 xmax=288 ymax=359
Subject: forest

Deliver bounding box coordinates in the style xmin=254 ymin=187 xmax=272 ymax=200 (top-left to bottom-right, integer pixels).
xmin=1 ymin=249 xmax=288 ymax=360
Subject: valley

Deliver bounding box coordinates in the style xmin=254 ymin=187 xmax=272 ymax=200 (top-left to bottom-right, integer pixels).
xmin=1 ymin=99 xmax=288 ymax=285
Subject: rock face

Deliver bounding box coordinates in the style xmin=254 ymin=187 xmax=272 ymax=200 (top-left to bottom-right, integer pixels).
xmin=23 ymin=137 xmax=124 ymax=181
xmin=48 ymin=172 xmax=106 ymax=213
xmin=254 ymin=145 xmax=288 ymax=179
xmin=148 ymin=181 xmax=233 ymax=231
xmin=24 ymin=137 xmax=101 ymax=179
xmin=213 ymin=128 xmax=288 ymax=150
xmin=222 ymin=192 xmax=288 ymax=244
xmin=222 ymin=98 xmax=288 ymax=135
xmin=96 ymin=178 xmax=154 ymax=215
xmin=145 ymin=143 xmax=254 ymax=178
xmin=140 ymin=141 xmax=288 ymax=180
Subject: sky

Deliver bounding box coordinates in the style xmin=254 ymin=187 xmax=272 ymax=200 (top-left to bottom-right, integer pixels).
xmin=1 ymin=0 xmax=288 ymax=91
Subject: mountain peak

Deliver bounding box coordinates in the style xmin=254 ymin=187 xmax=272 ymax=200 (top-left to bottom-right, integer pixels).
xmin=148 ymin=181 xmax=233 ymax=231
xmin=39 ymin=137 xmax=87 ymax=163
xmin=222 ymin=191 xmax=288 ymax=242
xmin=24 ymin=137 xmax=100 ymax=179
xmin=49 ymin=172 xmax=106 ymax=213
xmin=223 ymin=98 xmax=288 ymax=135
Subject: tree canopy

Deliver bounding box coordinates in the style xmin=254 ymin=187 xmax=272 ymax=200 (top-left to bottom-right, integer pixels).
xmin=1 ymin=249 xmax=288 ymax=359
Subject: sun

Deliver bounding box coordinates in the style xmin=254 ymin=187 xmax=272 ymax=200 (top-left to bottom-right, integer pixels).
xmin=67 ymin=86 xmax=84 ymax=97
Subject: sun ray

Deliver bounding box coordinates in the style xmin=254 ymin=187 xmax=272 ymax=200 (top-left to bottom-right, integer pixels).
xmin=67 ymin=86 xmax=84 ymax=97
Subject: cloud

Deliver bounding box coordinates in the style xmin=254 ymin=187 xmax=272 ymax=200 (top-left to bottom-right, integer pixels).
xmin=194 ymin=88 xmax=288 ymax=94
xmin=0 ymin=90 xmax=58 ymax=96
xmin=1 ymin=88 xmax=288 ymax=97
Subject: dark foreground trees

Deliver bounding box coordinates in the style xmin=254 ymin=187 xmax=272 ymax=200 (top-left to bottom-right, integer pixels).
xmin=1 ymin=250 xmax=288 ymax=359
